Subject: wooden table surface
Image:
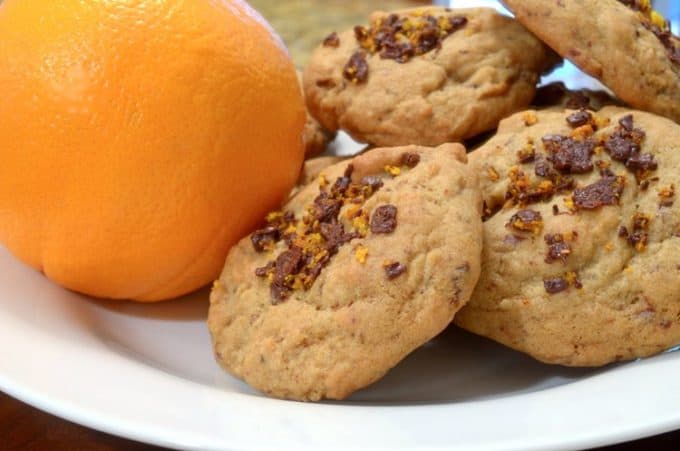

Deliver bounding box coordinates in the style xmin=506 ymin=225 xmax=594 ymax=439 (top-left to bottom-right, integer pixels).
xmin=1 ymin=391 xmax=678 ymax=451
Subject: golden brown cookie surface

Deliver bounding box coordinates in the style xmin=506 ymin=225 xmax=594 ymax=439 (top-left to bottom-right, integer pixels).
xmin=209 ymin=144 xmax=482 ymax=400
xmin=457 ymin=106 xmax=680 ymax=366
xmin=303 ymin=7 xmax=559 ymax=147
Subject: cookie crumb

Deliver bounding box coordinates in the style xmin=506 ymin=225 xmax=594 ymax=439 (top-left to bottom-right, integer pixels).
xmin=626 ymin=213 xmax=651 ymax=251
xmin=384 ymin=165 xmax=401 ymax=177
xmin=523 ymin=111 xmax=538 ymax=126
xmin=517 ymin=145 xmax=536 ymax=164
xmin=486 ymin=166 xmax=500 ymax=181
xmin=659 ymin=184 xmax=675 ymax=207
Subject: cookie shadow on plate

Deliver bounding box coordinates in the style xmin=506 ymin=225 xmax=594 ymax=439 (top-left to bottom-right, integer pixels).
xmin=342 ymin=326 xmax=607 ymax=405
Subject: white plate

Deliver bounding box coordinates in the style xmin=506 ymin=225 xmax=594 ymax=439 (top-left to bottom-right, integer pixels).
xmin=1 ymin=245 xmax=680 ymax=451
xmin=2 ymin=2 xmax=680 ymax=450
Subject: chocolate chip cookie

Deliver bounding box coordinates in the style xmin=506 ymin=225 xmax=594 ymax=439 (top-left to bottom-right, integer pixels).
xmin=503 ymin=0 xmax=680 ymax=122
xmin=456 ymin=106 xmax=680 ymax=366
xmin=303 ymin=7 xmax=559 ymax=147
xmin=209 ymin=144 xmax=482 ymax=400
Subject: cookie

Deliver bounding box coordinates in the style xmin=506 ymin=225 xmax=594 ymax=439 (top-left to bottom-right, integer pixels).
xmin=532 ymin=81 xmax=621 ymax=111
xmin=297 ymin=71 xmax=335 ymax=157
xmin=303 ymin=7 xmax=559 ymax=147
xmin=297 ymin=155 xmax=346 ymax=187
xmin=209 ymin=144 xmax=482 ymax=400
xmin=455 ymin=106 xmax=680 ymax=366
xmin=303 ymin=113 xmax=335 ymax=158
xmin=502 ymin=0 xmax=680 ymax=122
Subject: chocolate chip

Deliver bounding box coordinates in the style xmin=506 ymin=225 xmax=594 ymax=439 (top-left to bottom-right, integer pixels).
xmin=401 ymin=152 xmax=421 ymax=168
xmin=331 ymin=176 xmax=351 ymax=196
xmin=320 ymin=222 xmax=352 ymax=253
xmin=542 ymin=135 xmax=595 ymax=174
xmin=544 ymin=277 xmax=569 ymax=294
xmin=604 ymin=135 xmax=639 ymax=162
xmin=507 ymin=209 xmax=543 ymax=233
xmin=544 ymin=234 xmax=572 ymax=263
xmin=370 ymin=204 xmax=398 ymax=233
xmin=384 ymin=261 xmax=407 ymax=279
xmin=625 ymin=153 xmax=658 ymax=172
xmin=322 ymin=32 xmax=340 ymax=47
xmin=251 ymin=226 xmax=280 ymax=252
xmin=619 ymin=114 xmax=634 ymax=131
xmin=269 ymin=247 xmax=305 ymax=302
xmin=270 ymin=282 xmax=291 ymax=304
xmin=415 ymin=24 xmax=439 ymax=54
xmin=449 ymin=15 xmax=468 ymax=29
xmin=518 ymin=147 xmax=536 ymax=164
xmin=273 ymin=247 xmax=303 ymax=283
xmin=380 ymin=40 xmax=414 ymax=63
xmin=361 ymin=175 xmax=384 ymax=191
xmin=627 ymin=213 xmax=651 ymax=251
xmin=566 ymin=109 xmax=593 ymax=128
xmin=355 ymin=12 xmax=466 ymax=64
xmin=343 ymin=51 xmax=369 ymax=84
xmin=534 ymin=159 xmax=552 ymax=178
xmin=313 ymin=192 xmax=342 ymax=223
xmin=354 ymin=25 xmax=369 ymax=41
xmin=618 ymin=226 xmax=629 ymax=238
xmin=572 ymin=176 xmax=624 ymax=209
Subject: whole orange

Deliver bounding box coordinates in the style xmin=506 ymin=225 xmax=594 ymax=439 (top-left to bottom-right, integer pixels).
xmin=0 ymin=0 xmax=305 ymax=301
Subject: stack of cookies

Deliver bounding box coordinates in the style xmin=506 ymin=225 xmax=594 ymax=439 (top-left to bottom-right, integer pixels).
xmin=208 ymin=1 xmax=680 ymax=401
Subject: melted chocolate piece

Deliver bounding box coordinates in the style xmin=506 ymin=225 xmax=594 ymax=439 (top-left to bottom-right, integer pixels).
xmin=572 ymin=176 xmax=624 ymax=209
xmin=542 ymin=135 xmax=595 ymax=174
xmin=544 ymin=234 xmax=572 ymax=263
xmin=343 ymin=51 xmax=369 ymax=83
xmin=384 ymin=261 xmax=407 ymax=279
xmin=370 ymin=204 xmax=398 ymax=234
xmin=544 ymin=277 xmax=569 ymax=294
xmin=251 ymin=226 xmax=280 ymax=252
xmin=566 ymin=109 xmax=593 ymax=128
xmin=401 ymin=152 xmax=421 ymax=168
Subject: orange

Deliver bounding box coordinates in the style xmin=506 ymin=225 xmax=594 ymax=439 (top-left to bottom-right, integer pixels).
xmin=0 ymin=0 xmax=305 ymax=301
